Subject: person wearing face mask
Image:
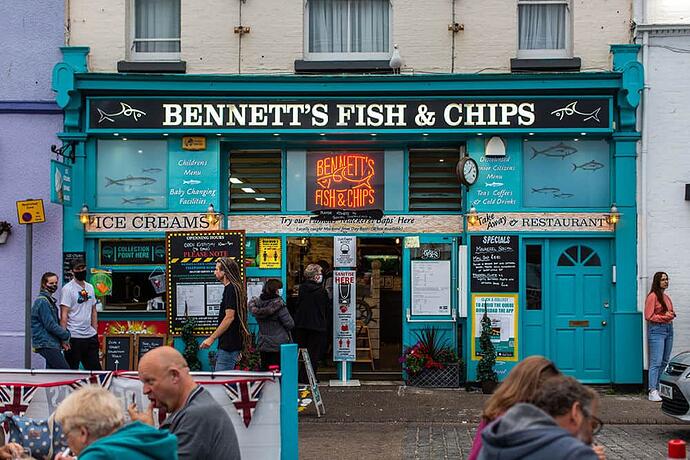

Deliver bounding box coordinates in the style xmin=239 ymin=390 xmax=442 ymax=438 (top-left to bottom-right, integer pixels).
xmin=31 ymin=272 xmax=71 ymax=369
xmin=294 ymin=263 xmax=329 ymax=383
xmin=60 ymin=259 xmax=102 ymax=370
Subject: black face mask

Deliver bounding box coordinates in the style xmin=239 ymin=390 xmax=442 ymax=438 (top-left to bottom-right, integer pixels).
xmin=45 ymin=285 xmax=58 ymax=294
xmin=73 ymin=271 xmax=87 ymax=282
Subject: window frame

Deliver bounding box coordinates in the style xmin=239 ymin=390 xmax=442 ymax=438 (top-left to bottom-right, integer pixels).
xmin=128 ymin=0 xmax=181 ymax=62
xmin=303 ymin=0 xmax=393 ymax=61
xmin=516 ymin=0 xmax=572 ymax=59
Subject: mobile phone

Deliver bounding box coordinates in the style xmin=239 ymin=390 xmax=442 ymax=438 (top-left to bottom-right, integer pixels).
xmin=61 ymin=447 xmax=72 ymax=457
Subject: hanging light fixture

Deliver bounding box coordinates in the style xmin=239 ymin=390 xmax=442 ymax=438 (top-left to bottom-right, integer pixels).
xmin=467 ymin=206 xmax=479 ymax=226
xmin=207 ymin=203 xmax=219 ymax=226
xmin=607 ymin=203 xmax=620 ymax=226
xmin=79 ymin=204 xmax=90 ymax=225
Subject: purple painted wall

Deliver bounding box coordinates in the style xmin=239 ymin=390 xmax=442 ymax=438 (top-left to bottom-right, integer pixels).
xmin=0 ymin=1 xmax=65 ymax=367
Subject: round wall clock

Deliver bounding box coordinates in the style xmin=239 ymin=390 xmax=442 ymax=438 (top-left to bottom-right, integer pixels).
xmin=456 ymin=157 xmax=479 ymax=187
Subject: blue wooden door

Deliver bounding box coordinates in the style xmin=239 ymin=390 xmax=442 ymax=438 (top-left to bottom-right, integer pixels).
xmin=549 ymin=240 xmax=611 ymax=382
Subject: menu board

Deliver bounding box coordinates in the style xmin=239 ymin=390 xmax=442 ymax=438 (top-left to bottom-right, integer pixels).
xmin=100 ymin=239 xmax=165 ymax=265
xmin=136 ymin=334 xmax=166 ymax=366
xmin=467 ymin=151 xmax=519 ymax=211
xmin=470 ymin=235 xmax=519 ymax=293
xmin=168 ymin=139 xmax=219 ymax=211
xmin=62 ymin=251 xmax=86 ymax=283
xmin=411 ymin=260 xmax=452 ymax=315
xmin=166 ymin=230 xmax=245 ymax=334
xmin=104 ymin=335 xmax=133 ymax=371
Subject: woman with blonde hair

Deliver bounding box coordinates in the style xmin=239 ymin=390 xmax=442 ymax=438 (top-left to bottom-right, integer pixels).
xmin=468 ymin=356 xmax=561 ymax=460
xmin=201 ymin=257 xmax=251 ymax=371
xmin=54 ymin=385 xmax=176 ymax=459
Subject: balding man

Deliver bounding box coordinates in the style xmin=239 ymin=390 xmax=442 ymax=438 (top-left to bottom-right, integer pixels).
xmin=128 ymin=346 xmax=241 ymax=460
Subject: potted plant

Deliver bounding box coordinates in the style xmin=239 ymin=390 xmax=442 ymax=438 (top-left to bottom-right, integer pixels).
xmin=181 ymin=317 xmax=202 ymax=371
xmin=401 ymin=327 xmax=464 ymax=388
xmin=477 ymin=307 xmax=498 ymax=394
xmin=0 ymin=221 xmax=12 ymax=245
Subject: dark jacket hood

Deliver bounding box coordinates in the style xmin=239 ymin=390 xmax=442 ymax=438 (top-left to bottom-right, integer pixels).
xmin=479 ymin=403 xmax=598 ymax=460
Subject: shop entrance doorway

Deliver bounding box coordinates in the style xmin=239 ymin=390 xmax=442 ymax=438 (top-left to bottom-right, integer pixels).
xmin=286 ymin=237 xmax=403 ymax=377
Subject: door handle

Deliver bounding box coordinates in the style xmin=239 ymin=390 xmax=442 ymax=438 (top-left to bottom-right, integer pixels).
xmin=601 ymin=320 xmax=607 ymax=327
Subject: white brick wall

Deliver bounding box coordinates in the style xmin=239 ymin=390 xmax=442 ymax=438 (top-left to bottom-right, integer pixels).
xmin=69 ymin=0 xmax=631 ymax=74
xmin=642 ymin=34 xmax=690 ymax=354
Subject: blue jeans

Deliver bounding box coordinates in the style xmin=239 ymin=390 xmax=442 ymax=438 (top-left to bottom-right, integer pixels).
xmin=215 ymin=349 xmax=240 ymax=371
xmin=648 ymin=322 xmax=674 ymax=391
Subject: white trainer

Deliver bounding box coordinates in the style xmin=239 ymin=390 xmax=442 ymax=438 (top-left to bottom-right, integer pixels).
xmin=649 ymin=389 xmax=662 ymax=402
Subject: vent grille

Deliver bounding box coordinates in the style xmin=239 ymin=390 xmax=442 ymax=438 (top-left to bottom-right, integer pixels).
xmin=408 ymin=148 xmax=463 ymax=212
xmin=229 ymin=150 xmax=282 ymax=212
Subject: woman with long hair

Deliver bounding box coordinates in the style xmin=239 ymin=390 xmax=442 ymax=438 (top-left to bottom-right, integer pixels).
xmin=31 ymin=272 xmax=71 ymax=369
xmin=249 ymin=278 xmax=294 ymax=371
xmin=645 ymin=271 xmax=676 ymax=402
xmin=468 ymin=356 xmax=561 ymax=460
xmin=200 ymin=257 xmax=251 ymax=371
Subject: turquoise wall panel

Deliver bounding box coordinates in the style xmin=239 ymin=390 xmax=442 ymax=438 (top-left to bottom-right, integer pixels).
xmin=385 ymin=149 xmax=404 ymax=212
xmin=168 ymin=137 xmax=219 ymax=211
xmin=286 ymin=149 xmax=306 ymax=212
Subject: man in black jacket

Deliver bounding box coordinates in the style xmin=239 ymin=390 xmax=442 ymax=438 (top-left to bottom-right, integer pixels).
xmin=294 ymin=263 xmax=329 ymax=383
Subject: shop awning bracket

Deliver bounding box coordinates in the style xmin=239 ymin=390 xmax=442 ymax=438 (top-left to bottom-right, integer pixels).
xmin=51 ymin=141 xmax=76 ymax=164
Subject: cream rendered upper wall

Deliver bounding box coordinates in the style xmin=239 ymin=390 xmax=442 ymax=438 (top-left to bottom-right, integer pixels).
xmin=68 ymin=0 xmax=632 ymax=74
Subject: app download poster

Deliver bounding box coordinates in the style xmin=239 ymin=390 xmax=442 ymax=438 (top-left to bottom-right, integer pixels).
xmin=471 ymin=294 xmax=518 ymax=361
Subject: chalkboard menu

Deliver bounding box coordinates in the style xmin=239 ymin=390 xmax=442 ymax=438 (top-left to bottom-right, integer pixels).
xmin=166 ymin=230 xmax=245 ymax=334
xmin=100 ymin=239 xmax=165 ymax=265
xmin=62 ymin=251 xmax=86 ymax=283
xmin=470 ymin=235 xmax=519 ymax=293
xmin=104 ymin=335 xmax=133 ymax=371
xmin=136 ymin=334 xmax=166 ymax=367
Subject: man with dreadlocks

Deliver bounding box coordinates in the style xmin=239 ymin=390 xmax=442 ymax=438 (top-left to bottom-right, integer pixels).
xmin=200 ymin=257 xmax=251 ymax=371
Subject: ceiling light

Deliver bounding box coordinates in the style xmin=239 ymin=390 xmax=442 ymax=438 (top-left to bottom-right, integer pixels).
xmin=320 ymin=133 xmax=326 ymax=136
xmin=573 ymin=138 xmax=579 ymax=142
xmin=370 ymin=133 xmax=377 ymax=136
xmin=137 ymin=150 xmax=143 ymax=154
xmin=122 ymin=138 xmax=128 ymax=141
xmin=255 ymin=197 xmax=266 ymax=201
xmin=241 ymin=187 xmax=256 ymax=193
xmin=528 ymin=132 xmax=535 ymax=136
xmin=273 ymin=133 xmax=279 ymax=136
xmin=163 ymin=133 xmax=169 ymax=137
xmin=581 ymin=132 xmax=587 ymax=136
xmin=439 ymin=159 xmax=445 ymax=162
xmin=229 ymin=178 xmax=243 ymax=184
xmin=477 ymin=133 xmax=483 ymax=136
xmin=113 ymin=133 xmax=119 ymax=137
xmin=423 ymin=133 xmax=429 ymax=136
xmin=216 ymin=133 xmax=222 ymax=136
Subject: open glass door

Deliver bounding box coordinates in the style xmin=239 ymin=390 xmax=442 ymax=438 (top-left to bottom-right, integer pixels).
xmin=402 ymin=235 xmax=459 ymax=369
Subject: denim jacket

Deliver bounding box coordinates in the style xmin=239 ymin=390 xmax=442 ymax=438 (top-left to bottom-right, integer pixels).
xmin=31 ymin=290 xmax=70 ymax=350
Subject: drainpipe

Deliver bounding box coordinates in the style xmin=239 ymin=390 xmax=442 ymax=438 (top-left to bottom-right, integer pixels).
xmin=448 ymin=0 xmax=464 ymax=73
xmin=64 ymin=0 xmax=71 ymax=45
xmin=234 ymin=0 xmax=251 ymax=74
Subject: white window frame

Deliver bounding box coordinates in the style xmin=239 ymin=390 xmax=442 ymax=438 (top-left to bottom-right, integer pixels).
xmin=128 ymin=0 xmax=181 ymax=62
xmin=303 ymin=0 xmax=393 ymax=61
xmin=517 ymin=0 xmax=572 ymax=59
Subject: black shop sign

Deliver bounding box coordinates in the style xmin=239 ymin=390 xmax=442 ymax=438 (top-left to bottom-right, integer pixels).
xmin=471 ymin=235 xmax=519 ymax=293
xmin=100 ymin=239 xmax=165 ymax=265
xmin=166 ymin=230 xmax=245 ymax=334
xmin=88 ymin=98 xmax=610 ymax=131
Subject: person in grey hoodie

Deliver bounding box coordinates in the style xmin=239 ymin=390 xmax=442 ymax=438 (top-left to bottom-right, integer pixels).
xmin=249 ymin=278 xmax=295 ymax=371
xmin=479 ymin=375 xmax=603 ymax=460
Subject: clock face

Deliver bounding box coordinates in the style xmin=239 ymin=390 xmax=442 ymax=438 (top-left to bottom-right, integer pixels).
xmin=463 ymin=158 xmax=478 ymax=185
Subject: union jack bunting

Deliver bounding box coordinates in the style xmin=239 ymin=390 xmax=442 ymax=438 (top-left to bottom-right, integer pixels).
xmin=68 ymin=372 xmax=114 ymax=391
xmin=223 ymin=379 xmax=266 ymax=428
xmin=0 ymin=385 xmax=38 ymax=416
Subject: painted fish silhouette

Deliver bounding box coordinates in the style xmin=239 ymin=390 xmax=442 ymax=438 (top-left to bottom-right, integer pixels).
xmin=532 ymin=187 xmax=560 ymax=194
xmin=485 ymin=182 xmax=504 ymax=187
xmin=572 ymin=160 xmax=604 ymax=172
xmin=97 ymin=102 xmax=147 ymax=123
xmin=122 ymin=197 xmax=156 ymax=204
xmin=183 ymin=179 xmax=201 ymax=185
xmin=142 ymin=168 xmax=162 ymax=173
xmin=105 ymin=176 xmax=157 ymax=187
xmin=530 ymin=143 xmax=578 ymax=160
xmin=553 ymin=193 xmax=575 ymax=198
xmin=550 ymin=101 xmax=601 ymax=123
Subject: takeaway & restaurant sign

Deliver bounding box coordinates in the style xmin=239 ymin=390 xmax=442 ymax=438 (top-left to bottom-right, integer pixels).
xmin=88 ymin=98 xmax=610 ymax=130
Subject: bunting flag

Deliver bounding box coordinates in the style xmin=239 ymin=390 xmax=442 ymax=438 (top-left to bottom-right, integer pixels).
xmin=68 ymin=372 xmax=114 ymax=391
xmin=224 ymin=379 xmax=266 ymax=428
xmin=0 ymin=385 xmax=38 ymax=416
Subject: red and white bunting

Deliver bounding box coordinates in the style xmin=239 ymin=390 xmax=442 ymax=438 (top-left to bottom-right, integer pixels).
xmin=223 ymin=379 xmax=266 ymax=428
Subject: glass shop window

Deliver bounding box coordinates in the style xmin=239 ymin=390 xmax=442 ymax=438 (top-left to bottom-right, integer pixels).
xmin=96 ymin=140 xmax=168 ymax=209
xmin=526 ymin=244 xmax=542 ymax=310
xmin=523 ymin=139 xmax=610 ymax=208
xmin=408 ymin=148 xmax=463 ymax=212
xmin=229 ymin=150 xmax=282 ymax=212
xmin=100 ymin=271 xmax=163 ymax=311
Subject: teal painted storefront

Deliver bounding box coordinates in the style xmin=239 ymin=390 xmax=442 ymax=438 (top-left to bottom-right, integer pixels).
xmin=52 ymin=45 xmax=643 ymax=386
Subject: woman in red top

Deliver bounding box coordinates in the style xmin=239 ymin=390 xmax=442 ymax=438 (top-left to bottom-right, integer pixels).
xmin=645 ymin=271 xmax=676 ymax=402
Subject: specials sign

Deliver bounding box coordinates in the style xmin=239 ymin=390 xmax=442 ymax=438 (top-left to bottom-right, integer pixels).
xmin=307 ymin=152 xmax=383 ymax=211
xmin=88 ymin=98 xmax=610 ymax=131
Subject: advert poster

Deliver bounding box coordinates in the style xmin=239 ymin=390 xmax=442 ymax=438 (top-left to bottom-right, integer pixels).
xmin=257 ymin=237 xmax=281 ymax=269
xmin=166 ymin=230 xmax=245 ymax=334
xmin=471 ymin=294 xmax=518 ymax=362
xmin=333 ymin=270 xmax=356 ymax=361
xmin=334 ymin=236 xmax=356 ymax=268
xmin=411 ymin=260 xmax=451 ymax=316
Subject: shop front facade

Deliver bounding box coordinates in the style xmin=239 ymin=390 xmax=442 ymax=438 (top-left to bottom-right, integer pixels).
xmin=52 ymin=45 xmax=643 ymax=383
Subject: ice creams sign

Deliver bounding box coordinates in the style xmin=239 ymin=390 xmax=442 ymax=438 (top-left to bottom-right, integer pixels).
xmin=307 ymin=152 xmax=384 ymax=211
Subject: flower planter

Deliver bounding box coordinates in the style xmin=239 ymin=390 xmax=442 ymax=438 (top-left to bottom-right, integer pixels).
xmin=406 ymin=363 xmax=461 ymax=388
xmin=481 ymin=381 xmax=498 ymax=394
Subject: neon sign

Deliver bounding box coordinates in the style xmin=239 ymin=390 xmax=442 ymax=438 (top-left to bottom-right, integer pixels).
xmin=307 ymin=152 xmax=384 ymax=210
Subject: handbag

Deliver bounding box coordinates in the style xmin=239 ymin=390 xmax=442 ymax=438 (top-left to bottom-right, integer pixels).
xmin=0 ymin=411 xmax=68 ymax=460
